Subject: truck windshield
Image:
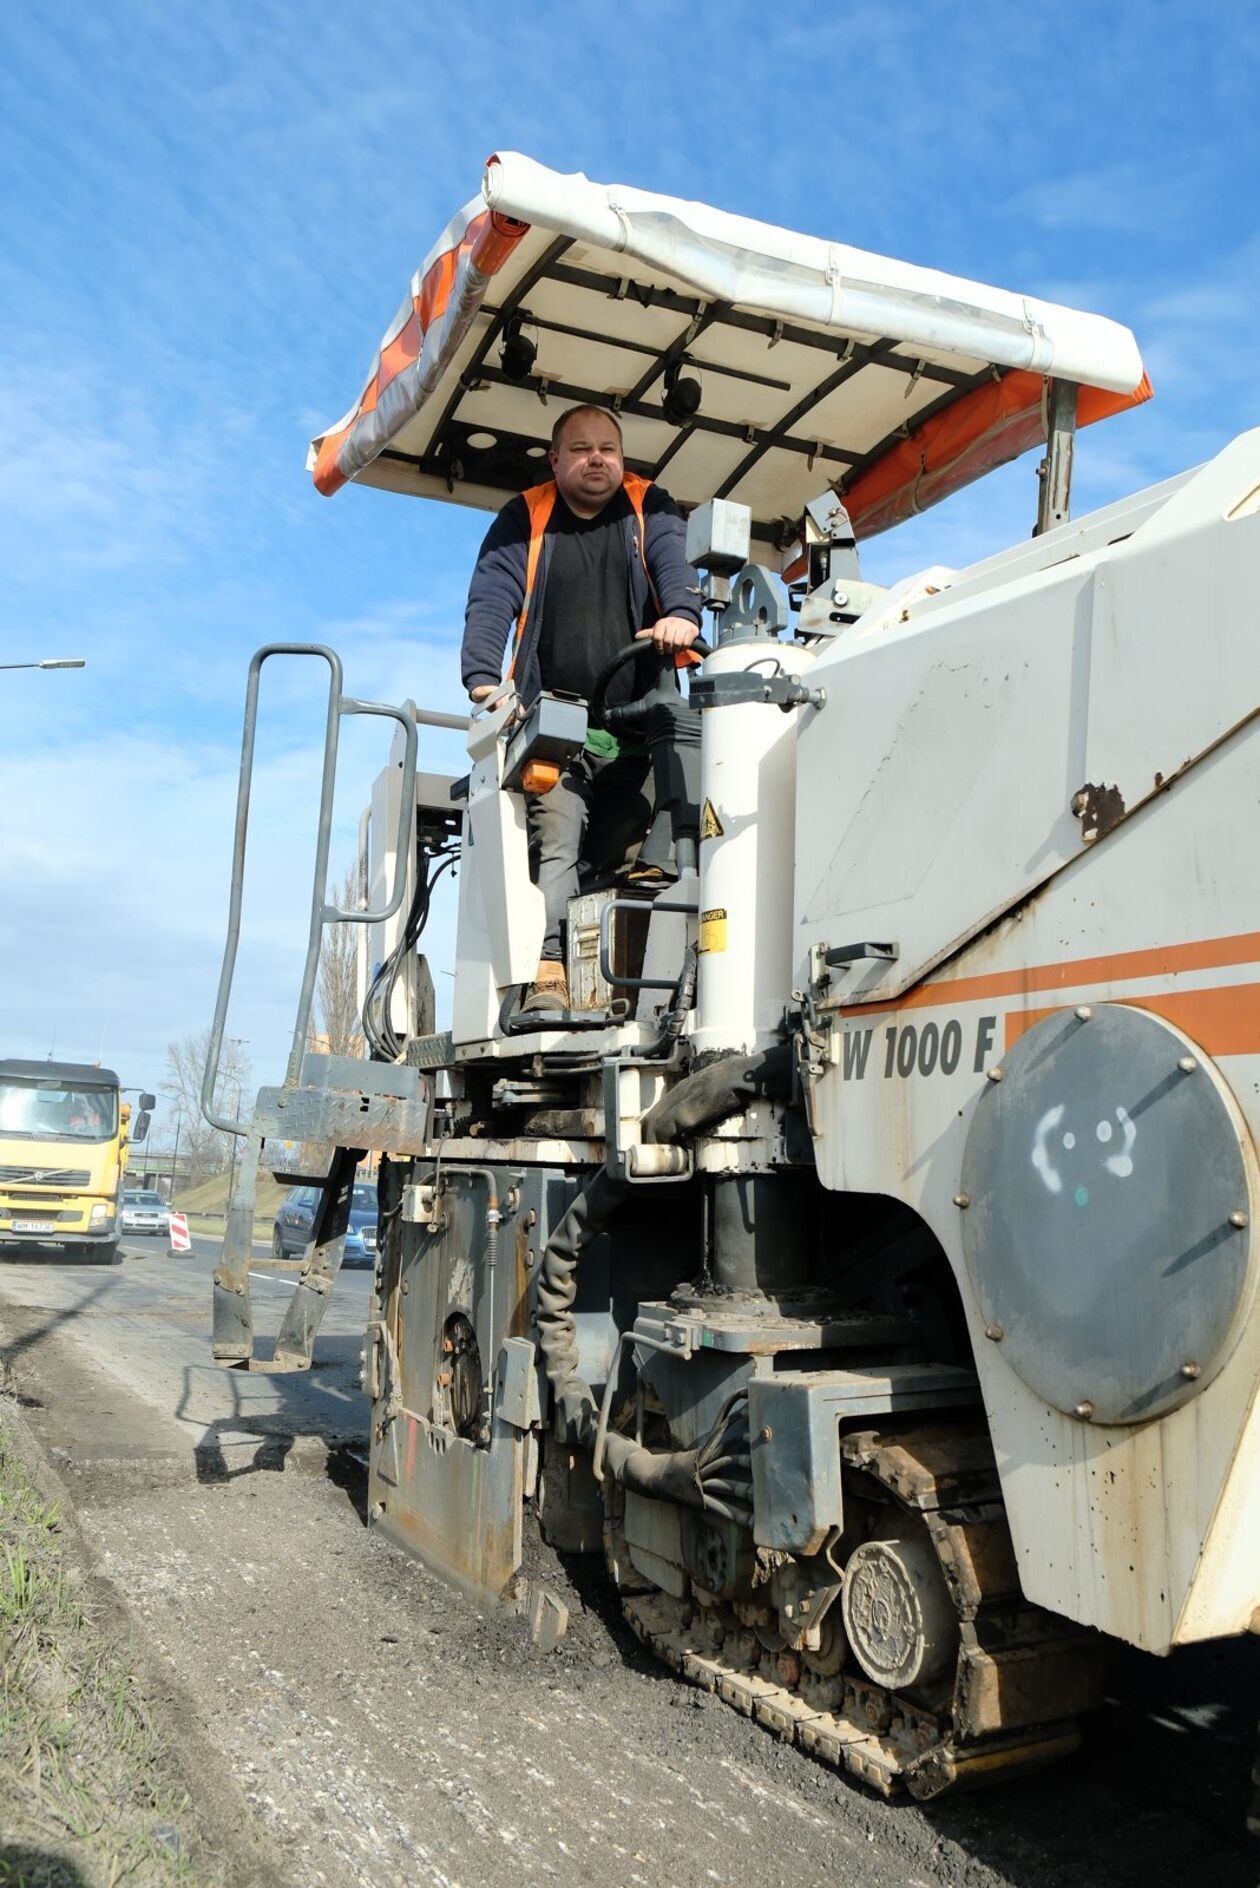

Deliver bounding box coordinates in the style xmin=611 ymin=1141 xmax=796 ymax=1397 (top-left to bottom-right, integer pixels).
xmin=0 ymin=1080 xmax=119 ymax=1143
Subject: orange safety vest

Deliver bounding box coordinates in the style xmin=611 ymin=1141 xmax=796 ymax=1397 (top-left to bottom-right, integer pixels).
xmin=506 ymin=472 xmax=658 ymax=682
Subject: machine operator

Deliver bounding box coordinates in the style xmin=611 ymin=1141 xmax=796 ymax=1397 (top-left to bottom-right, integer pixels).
xmin=461 ymin=403 xmax=701 ymax=1013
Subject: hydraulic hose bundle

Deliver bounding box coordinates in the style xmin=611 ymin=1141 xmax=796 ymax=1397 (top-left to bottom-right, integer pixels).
xmin=362 ymin=837 xmax=457 ymax=1060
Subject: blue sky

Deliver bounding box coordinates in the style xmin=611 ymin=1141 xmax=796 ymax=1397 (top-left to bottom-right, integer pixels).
xmin=1 ymin=0 xmax=1257 ymax=1113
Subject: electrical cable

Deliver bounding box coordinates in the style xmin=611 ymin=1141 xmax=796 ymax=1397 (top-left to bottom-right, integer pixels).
xmin=362 ymin=840 xmax=457 ymax=1061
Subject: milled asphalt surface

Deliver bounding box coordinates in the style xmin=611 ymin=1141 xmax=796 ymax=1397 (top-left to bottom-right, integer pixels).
xmin=1 ymin=1235 xmax=1258 ymax=1887
xmin=0 ymin=1234 xmax=373 ymax=1477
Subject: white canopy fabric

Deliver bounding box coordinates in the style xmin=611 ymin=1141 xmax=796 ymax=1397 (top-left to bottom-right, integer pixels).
xmin=309 ymin=154 xmax=1149 ymax=550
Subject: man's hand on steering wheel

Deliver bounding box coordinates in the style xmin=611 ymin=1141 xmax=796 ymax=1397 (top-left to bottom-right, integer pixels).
xmin=588 ymin=630 xmax=712 ymax=729
xmin=636 ymin=614 xmax=701 ymax=654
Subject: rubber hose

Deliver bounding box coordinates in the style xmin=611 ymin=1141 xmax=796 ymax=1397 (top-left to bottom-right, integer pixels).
xmin=535 ymin=1168 xmax=626 ymax=1455
xmin=534 ymin=1169 xmax=704 ymax=1506
xmin=640 ymin=1042 xmax=795 ymax=1145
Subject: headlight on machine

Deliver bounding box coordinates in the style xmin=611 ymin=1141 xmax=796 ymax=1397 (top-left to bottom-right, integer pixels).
xmin=89 ymin=1204 xmax=113 ymax=1230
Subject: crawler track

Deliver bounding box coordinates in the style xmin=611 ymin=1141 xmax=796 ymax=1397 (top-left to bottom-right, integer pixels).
xmin=620 ymin=1421 xmax=1103 ymax=1799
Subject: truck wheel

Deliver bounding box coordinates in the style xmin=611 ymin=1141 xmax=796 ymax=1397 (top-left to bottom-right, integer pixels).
xmin=89 ymin=1241 xmax=119 ymax=1264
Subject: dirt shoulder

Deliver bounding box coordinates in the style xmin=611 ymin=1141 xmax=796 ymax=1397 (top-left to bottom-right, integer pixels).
xmin=0 ymin=1401 xmax=284 ymax=1888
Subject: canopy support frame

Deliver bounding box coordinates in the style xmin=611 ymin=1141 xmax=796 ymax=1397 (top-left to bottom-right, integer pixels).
xmin=1033 ymin=379 xmax=1079 ymax=536
xmin=715 ymin=337 xmax=905 ymax=500
xmin=545 ymin=262 xmax=974 ymax=391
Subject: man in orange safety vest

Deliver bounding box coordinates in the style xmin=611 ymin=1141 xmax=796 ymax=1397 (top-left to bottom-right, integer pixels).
xmin=461 ymin=404 xmax=701 ymax=1012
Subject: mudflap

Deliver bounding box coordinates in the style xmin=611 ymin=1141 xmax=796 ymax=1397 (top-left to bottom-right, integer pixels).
xmin=371 ymin=1407 xmax=526 ymax=1604
xmin=367 ymin=1160 xmax=578 ymax=1607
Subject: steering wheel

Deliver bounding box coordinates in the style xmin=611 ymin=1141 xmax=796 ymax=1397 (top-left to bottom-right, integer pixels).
xmin=586 ymin=634 xmax=712 ymax=731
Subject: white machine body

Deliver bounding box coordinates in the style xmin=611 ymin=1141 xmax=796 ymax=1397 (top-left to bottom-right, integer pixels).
xmin=795 ymin=429 xmax=1260 ymax=1652
xmin=694 ymin=639 xmax=817 ymax=1056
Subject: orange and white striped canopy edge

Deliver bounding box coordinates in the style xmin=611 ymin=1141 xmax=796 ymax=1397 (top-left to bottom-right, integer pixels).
xmin=309 ymin=204 xmax=528 ymax=498
xmin=840 ymin=370 xmax=1153 ymax=540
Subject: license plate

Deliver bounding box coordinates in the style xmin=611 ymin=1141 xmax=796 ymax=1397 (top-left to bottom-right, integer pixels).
xmin=12 ymin=1219 xmax=55 ymax=1233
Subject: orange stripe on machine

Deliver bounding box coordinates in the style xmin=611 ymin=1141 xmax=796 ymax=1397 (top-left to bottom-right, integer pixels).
xmin=843 ymin=930 xmax=1260 ymax=1019
xmin=1005 ymin=984 xmax=1260 ymax=1059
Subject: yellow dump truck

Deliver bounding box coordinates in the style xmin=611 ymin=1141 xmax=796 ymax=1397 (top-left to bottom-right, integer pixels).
xmin=0 ymin=1059 xmax=152 ymax=1262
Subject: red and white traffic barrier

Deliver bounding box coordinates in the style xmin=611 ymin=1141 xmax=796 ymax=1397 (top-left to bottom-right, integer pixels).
xmin=168 ymin=1212 xmax=191 ymax=1253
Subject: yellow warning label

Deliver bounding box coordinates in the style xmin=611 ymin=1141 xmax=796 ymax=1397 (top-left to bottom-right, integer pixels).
xmin=699 ymin=907 xmax=728 ymax=954
xmin=699 ymin=799 xmax=724 ymax=841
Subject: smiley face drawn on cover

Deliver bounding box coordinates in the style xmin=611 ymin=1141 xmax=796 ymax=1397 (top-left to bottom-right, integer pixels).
xmin=1031 ymin=1102 xmax=1137 ymax=1208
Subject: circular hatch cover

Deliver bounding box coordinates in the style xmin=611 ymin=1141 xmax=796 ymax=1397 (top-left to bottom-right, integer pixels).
xmin=960 ymin=1004 xmax=1254 ymax=1425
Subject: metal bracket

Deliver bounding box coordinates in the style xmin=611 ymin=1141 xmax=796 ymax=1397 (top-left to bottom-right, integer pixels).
xmin=821 ymin=940 xmax=899 ymax=968
xmin=808 ymin=940 xmax=899 ymax=996
xmin=690 ymin=669 xmax=826 ymax=714
xmin=714 ymin=562 xmax=789 ymax=641
xmin=592 ymin=1326 xmax=693 ymax=1483
xmin=602 ymin=1058 xmax=695 ymax=1184
xmin=748 ymin=1364 xmax=979 ymax=1553
xmin=1034 ymin=378 xmax=1079 ymax=536
xmin=498 ymin=1337 xmax=542 ymax=1431
xmin=402 ymin=1181 xmax=444 ymax=1228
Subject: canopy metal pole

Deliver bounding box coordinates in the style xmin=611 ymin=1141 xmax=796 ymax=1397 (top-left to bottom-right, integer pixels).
xmin=1035 ymin=379 xmax=1079 ymax=536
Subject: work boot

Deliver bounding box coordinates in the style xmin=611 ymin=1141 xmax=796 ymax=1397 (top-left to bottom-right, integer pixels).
xmin=521 ymin=959 xmax=570 ymax=1014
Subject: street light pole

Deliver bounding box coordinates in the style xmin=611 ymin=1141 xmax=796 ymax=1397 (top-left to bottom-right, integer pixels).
xmin=224 ymin=1037 xmax=249 ymax=1209
xmin=156 ymin=1088 xmax=186 ymax=1196
xmin=227 ymin=1078 xmax=243 ymax=1205
xmin=0 ymin=658 xmax=86 ymax=671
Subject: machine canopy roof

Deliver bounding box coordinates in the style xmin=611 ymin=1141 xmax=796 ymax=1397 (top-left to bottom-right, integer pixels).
xmin=309 ymin=152 xmax=1150 ymax=550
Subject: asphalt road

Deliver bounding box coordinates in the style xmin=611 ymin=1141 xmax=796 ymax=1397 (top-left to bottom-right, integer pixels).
xmin=0 ymin=1232 xmax=375 ymax=1473
xmin=1 ymin=1236 xmax=1259 ymax=1887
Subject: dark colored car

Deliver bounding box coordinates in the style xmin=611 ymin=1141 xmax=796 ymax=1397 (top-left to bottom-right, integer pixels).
xmin=271 ymin=1181 xmax=378 ymax=1268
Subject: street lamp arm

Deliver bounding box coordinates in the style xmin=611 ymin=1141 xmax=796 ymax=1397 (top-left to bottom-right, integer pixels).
xmin=0 ymin=658 xmax=87 ymax=671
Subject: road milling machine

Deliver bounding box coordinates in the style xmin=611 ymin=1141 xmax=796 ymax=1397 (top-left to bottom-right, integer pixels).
xmin=205 ymin=156 xmax=1260 ymax=1803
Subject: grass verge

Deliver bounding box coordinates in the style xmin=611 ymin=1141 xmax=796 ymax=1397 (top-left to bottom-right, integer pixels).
xmin=170 ymin=1176 xmax=287 ymax=1222
xmin=0 ymin=1411 xmax=218 ymax=1888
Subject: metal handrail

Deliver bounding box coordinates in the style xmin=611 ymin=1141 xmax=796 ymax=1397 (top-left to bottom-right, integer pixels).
xmin=598 ymin=895 xmax=699 ymax=993
xmin=201 ymin=644 xmax=418 ymax=1132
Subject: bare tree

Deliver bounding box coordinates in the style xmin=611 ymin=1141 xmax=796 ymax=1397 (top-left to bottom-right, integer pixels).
xmin=314 ymin=864 xmax=364 ymax=1059
xmin=164 ymin=1028 xmax=253 ymax=1181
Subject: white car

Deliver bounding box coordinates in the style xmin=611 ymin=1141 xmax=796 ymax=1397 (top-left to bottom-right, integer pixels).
xmin=120 ymin=1188 xmax=170 ymax=1236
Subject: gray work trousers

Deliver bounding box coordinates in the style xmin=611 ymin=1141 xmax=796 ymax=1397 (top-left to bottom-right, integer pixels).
xmin=526 ymin=748 xmax=653 ymax=961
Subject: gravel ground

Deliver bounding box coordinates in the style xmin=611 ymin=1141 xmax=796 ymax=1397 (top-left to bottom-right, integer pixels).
xmin=1 ymin=1250 xmax=1258 ymax=1888
xmin=70 ymin=1463 xmax=1260 ymax=1888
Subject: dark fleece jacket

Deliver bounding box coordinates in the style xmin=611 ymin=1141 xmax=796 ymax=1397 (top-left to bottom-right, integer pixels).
xmin=460 ymin=480 xmax=700 ymax=704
